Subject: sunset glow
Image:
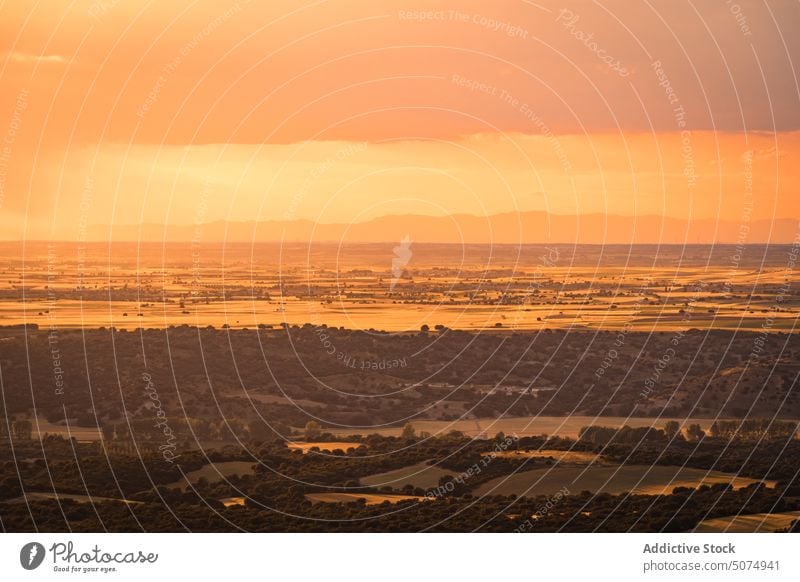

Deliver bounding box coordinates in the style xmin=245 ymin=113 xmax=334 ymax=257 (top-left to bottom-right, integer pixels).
xmin=2 ymin=0 xmax=800 ymax=552
xmin=1 ymin=0 xmax=797 ymax=240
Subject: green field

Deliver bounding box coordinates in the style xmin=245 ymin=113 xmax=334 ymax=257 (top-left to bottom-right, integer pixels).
xmin=360 ymin=462 xmax=457 ymax=489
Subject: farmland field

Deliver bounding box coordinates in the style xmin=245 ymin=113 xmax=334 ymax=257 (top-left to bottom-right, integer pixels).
xmin=485 ymin=449 xmax=604 ymax=464
xmin=360 ymin=462 xmax=457 ymax=489
xmin=31 ymin=417 xmax=102 ymax=441
xmin=474 ymin=465 xmax=774 ymax=497
xmin=693 ymin=511 xmax=800 ymax=533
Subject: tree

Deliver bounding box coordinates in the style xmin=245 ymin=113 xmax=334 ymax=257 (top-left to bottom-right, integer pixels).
xmin=664 ymin=421 xmax=681 ymax=440
xmin=686 ymin=423 xmax=706 ymax=442
xmin=401 ymin=423 xmax=416 ymax=440
xmin=0 ymin=477 xmax=22 ymax=500
xmin=420 ymin=324 xmax=429 ymax=332
xmin=191 ymin=418 xmax=212 ymax=439
xmin=12 ymin=419 xmax=32 ymax=440
xmin=248 ymin=421 xmax=272 ymax=443
xmin=435 ymin=475 xmax=469 ymax=497
xmin=304 ymin=420 xmax=321 ymax=440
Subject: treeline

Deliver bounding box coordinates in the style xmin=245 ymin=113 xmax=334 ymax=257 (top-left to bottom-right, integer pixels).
xmin=579 ymin=419 xmax=798 ymax=446
xmin=0 ymin=419 xmax=32 ymax=440
xmin=579 ymin=425 xmax=669 ymax=446
xmin=708 ymin=419 xmax=798 ymax=441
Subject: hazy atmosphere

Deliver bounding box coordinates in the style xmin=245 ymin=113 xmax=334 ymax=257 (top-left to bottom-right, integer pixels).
xmin=1 ymin=0 xmax=800 ymax=557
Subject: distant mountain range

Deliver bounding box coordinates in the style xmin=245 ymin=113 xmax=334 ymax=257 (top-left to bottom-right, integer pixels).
xmin=89 ymin=212 xmax=799 ymax=244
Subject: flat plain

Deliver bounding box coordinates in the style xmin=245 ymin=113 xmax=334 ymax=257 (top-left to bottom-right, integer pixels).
xmin=2 ymin=242 xmax=796 ymax=332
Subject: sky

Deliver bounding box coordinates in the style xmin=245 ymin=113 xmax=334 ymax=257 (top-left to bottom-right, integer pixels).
xmin=0 ymin=0 xmax=798 ymax=241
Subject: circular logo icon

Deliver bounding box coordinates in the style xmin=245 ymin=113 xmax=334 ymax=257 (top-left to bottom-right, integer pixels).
xmin=20 ymin=542 xmax=46 ymax=570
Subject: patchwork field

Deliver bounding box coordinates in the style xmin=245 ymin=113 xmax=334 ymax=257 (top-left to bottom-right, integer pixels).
xmin=2 ymin=242 xmax=797 ymax=333
xmin=474 ymin=465 xmax=774 ymax=497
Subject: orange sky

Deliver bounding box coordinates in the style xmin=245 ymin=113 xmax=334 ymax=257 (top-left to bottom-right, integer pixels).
xmin=0 ymin=0 xmax=798 ymax=240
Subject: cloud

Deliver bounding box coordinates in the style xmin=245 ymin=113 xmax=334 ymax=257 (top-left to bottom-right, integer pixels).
xmin=9 ymin=130 xmax=796 ymax=241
